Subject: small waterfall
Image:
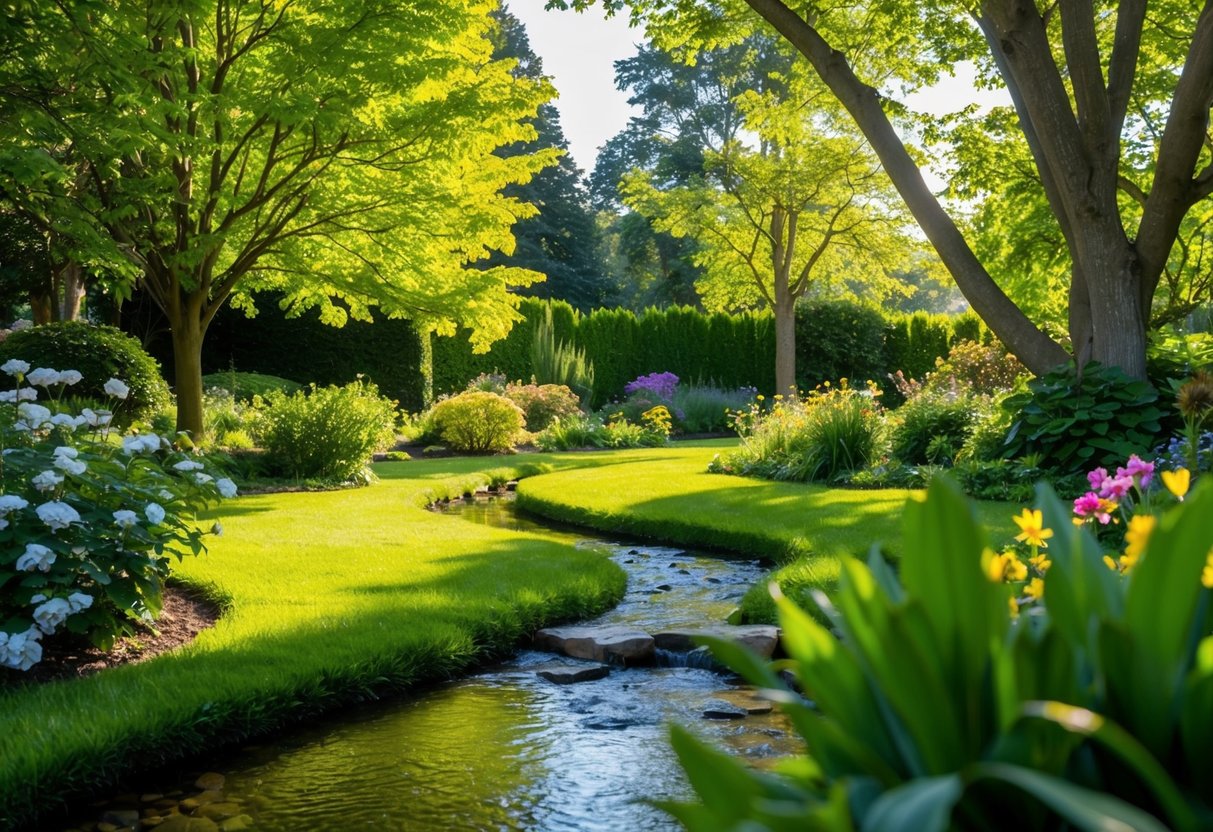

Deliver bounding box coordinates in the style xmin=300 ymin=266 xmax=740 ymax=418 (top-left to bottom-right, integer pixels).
xmin=654 ymin=646 xmax=727 ymax=672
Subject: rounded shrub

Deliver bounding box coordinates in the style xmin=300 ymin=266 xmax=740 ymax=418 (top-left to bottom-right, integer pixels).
xmin=255 ymin=380 xmax=398 ymax=482
xmin=0 ymin=322 xmax=170 ymax=421
xmin=429 ymin=391 xmax=524 ymax=453
xmin=503 ymin=382 xmax=582 ymax=431
xmin=889 ymin=394 xmax=979 ymax=465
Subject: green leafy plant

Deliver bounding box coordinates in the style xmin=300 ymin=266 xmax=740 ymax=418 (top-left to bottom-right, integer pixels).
xmin=255 ymin=380 xmax=397 ymax=480
xmin=889 ymin=393 xmax=980 ymax=465
xmin=1002 ymin=362 xmax=1166 ymax=476
xmin=200 ymin=371 xmax=302 ymax=401
xmin=531 ymin=304 xmax=594 ymax=404
xmin=672 ymin=383 xmax=757 ymax=433
xmin=534 ymin=413 xmax=607 ymax=451
xmin=665 ymin=476 xmax=1213 ymax=831
xmin=428 ymin=390 xmax=524 ymax=454
xmin=0 ymin=360 xmax=232 ymax=666
xmin=0 ymin=322 xmax=170 ymax=424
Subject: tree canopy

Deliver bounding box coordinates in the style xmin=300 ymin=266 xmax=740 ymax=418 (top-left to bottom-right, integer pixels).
xmin=0 ymin=0 xmax=555 ymax=433
xmin=562 ymin=0 xmax=1213 ymax=380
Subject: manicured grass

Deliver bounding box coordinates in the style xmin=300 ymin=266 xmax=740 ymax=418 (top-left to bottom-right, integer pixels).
xmin=0 ymin=456 xmax=627 ymax=831
xmin=515 ymin=443 xmax=1016 ymax=622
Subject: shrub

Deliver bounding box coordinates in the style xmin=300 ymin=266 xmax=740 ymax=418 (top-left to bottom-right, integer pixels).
xmin=502 ymin=382 xmax=582 ymax=431
xmin=202 ymin=387 xmax=264 ymax=450
xmin=926 ymin=339 xmax=1026 ymax=397
xmin=466 ymin=372 xmax=507 ymax=394
xmin=0 ymin=322 xmax=170 ymax=423
xmin=200 ymin=371 xmax=302 ymax=401
xmin=664 ymin=476 xmax=1213 ymax=831
xmin=256 ymin=381 xmax=398 ymax=480
xmin=428 ymin=391 xmax=524 ymax=454
xmin=957 ymin=394 xmax=1015 ymax=462
xmin=888 ymin=392 xmax=982 ymax=465
xmin=0 ymin=359 xmax=233 ymax=668
xmin=625 ymin=371 xmax=679 ymax=401
xmin=1002 ymin=362 xmax=1166 ymax=477
xmin=535 ymin=413 xmax=606 ymax=451
xmin=712 ymin=381 xmax=883 ymax=482
xmin=672 ymin=384 xmax=756 ymax=433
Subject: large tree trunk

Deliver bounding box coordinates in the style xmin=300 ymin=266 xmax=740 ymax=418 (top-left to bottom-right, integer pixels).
xmin=1081 ymin=248 xmax=1149 ymax=378
xmin=53 ymin=261 xmax=85 ymax=322
xmin=168 ymin=301 xmax=207 ymax=439
xmin=774 ymin=295 xmax=796 ymax=398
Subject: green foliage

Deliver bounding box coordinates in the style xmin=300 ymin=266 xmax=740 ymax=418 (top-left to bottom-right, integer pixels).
xmin=958 ymin=395 xmax=1015 ymax=462
xmin=795 ymin=300 xmax=888 ymax=389
xmin=884 ymin=310 xmax=956 ymax=384
xmin=1002 ymin=362 xmax=1166 ymax=476
xmin=666 ymin=478 xmax=1213 ymax=831
xmin=534 ymin=409 xmax=670 ymax=450
xmin=429 ymin=391 xmax=525 ymax=454
xmin=0 ymin=364 xmax=231 ymax=664
xmin=713 ymin=382 xmax=883 ymax=482
xmin=196 ymin=297 xmax=432 ymax=412
xmin=503 ymin=382 xmax=582 ymax=431
xmin=0 ymin=323 xmax=169 ymax=423
xmin=928 ymin=339 xmax=1026 ymax=397
xmin=534 ymin=414 xmax=607 ymax=451
xmin=255 ymin=381 xmax=398 ymax=482
xmin=889 ymin=394 xmax=982 ymax=465
xmin=200 ymin=371 xmax=302 ymax=401
xmin=531 ymin=305 xmax=594 ymax=404
xmin=672 ymin=383 xmax=757 ymax=433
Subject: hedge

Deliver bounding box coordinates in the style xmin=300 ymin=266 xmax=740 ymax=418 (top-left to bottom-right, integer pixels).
xmin=175 ymin=298 xmax=433 ymax=412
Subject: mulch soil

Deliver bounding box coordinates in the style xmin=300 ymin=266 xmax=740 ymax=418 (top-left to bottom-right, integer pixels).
xmin=0 ymin=586 xmax=220 ymax=688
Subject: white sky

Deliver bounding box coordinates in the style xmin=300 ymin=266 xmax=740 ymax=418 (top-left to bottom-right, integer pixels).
xmin=509 ymin=2 xmax=1010 ymax=183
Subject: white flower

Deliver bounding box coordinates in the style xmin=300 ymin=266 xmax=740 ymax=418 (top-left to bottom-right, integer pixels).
xmin=54 ymin=456 xmax=87 ymax=476
xmin=53 ymin=445 xmax=78 ymax=459
xmin=10 ymin=319 xmax=31 ymax=331
xmin=29 ymin=594 xmax=46 ymax=604
xmin=49 ymin=413 xmax=80 ymax=431
xmin=145 ymin=502 xmax=165 ymax=525
xmin=67 ymin=592 xmax=93 ymax=612
xmin=122 ymin=434 xmax=162 ymax=454
xmin=16 ymin=387 xmax=37 ymax=401
xmin=0 ymin=391 xmax=14 ymax=403
xmin=173 ymin=460 xmax=204 ymax=472
xmin=159 ymin=489 xmax=174 ymax=502
xmin=33 ymin=598 xmax=72 ymax=634
xmin=103 ymin=378 xmax=130 ymax=399
xmin=216 ymin=478 xmax=238 ymax=499
xmin=0 ymin=627 xmax=43 ymax=671
xmin=211 ymin=521 xmax=224 ymax=537
xmin=194 ymin=472 xmax=213 ymax=485
xmin=113 ymin=509 xmax=139 ymax=528
xmin=0 ymin=518 xmax=7 ymax=530
xmin=26 ymin=367 xmax=61 ymax=387
xmin=31 ymin=470 xmax=64 ymax=492
xmin=17 ymin=402 xmax=51 ymax=428
xmin=36 ymin=500 xmax=81 ymax=531
xmin=16 ymin=543 xmax=55 ymax=572
xmin=1 ymin=358 xmax=30 ymax=376
xmin=58 ymin=369 xmax=82 ymax=386
xmin=0 ymin=495 xmax=28 ymax=514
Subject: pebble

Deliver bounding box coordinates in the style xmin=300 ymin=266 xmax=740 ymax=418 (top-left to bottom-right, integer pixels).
xmin=655 ymin=584 xmax=672 ymax=592
xmin=197 ymin=802 xmax=243 ymax=821
xmin=194 ymin=772 xmax=226 ymax=791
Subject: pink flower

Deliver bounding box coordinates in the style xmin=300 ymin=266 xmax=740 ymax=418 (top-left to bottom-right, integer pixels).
xmin=1101 ymin=475 xmax=1135 ymax=500
xmin=1087 ymin=467 xmax=1109 ymax=493
xmin=1123 ymin=454 xmax=1154 ymax=489
xmin=1073 ymin=492 xmax=1102 ymax=517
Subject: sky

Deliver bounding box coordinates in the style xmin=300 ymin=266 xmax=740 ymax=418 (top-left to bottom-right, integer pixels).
xmin=509 ymin=2 xmax=1011 ymax=181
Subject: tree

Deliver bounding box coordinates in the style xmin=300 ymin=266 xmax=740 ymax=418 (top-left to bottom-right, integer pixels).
xmin=489 ymin=8 xmax=613 ymax=311
xmin=0 ymin=0 xmax=554 ymax=435
xmin=566 ymin=0 xmax=1213 ymax=380
xmin=623 ymin=53 xmax=914 ymax=394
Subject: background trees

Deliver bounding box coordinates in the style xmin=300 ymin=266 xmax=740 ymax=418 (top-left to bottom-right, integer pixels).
xmin=0 ymin=0 xmax=555 ymax=435
xmin=568 ymin=0 xmax=1213 ymax=381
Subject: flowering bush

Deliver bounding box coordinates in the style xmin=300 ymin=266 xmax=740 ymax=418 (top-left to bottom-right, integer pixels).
xmin=502 ymin=382 xmax=582 ymax=431
xmin=624 ymin=371 xmax=679 ymax=402
xmin=535 ymin=409 xmax=669 ymax=451
xmin=0 ymin=360 xmax=234 ymax=671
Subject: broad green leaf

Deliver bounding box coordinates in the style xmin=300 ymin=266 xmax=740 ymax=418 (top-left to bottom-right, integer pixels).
xmin=969 ymin=762 xmax=1171 ymax=832
xmin=859 ymin=774 xmax=962 ymax=832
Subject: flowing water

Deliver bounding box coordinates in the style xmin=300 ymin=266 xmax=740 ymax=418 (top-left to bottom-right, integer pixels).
xmin=57 ymin=497 xmax=798 ymax=832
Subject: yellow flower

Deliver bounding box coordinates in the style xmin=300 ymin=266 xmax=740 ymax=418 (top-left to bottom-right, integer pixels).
xmin=1162 ymin=468 xmax=1191 ymax=501
xmin=1123 ymin=514 xmax=1156 ymax=560
xmin=1029 ymin=554 xmax=1051 ymax=573
xmin=1008 ymin=595 xmax=1019 ymax=619
xmin=1118 ymin=552 xmax=1140 ymax=574
xmin=756 ymin=395 xmax=765 ymax=402
xmin=1006 ymin=557 xmax=1028 ymax=582
xmin=1103 ymin=554 xmax=1119 ymax=572
xmin=1013 ymin=509 xmax=1053 ymax=548
xmin=1025 ymin=577 xmax=1045 ymax=600
xmin=1202 ymin=549 xmax=1213 ymax=590
xmin=984 ymin=550 xmax=1026 ymax=582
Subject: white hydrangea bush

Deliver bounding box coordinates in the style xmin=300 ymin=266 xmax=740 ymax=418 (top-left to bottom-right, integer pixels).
xmin=0 ymin=360 xmax=236 ymax=671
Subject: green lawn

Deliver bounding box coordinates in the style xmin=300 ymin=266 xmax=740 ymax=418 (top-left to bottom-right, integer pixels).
xmin=516 ymin=442 xmax=1016 ymax=621
xmin=0 ymin=442 xmax=1018 ymax=830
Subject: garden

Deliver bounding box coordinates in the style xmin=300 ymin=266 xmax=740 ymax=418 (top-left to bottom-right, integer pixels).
xmin=2 ymin=2 xmax=1212 ymax=831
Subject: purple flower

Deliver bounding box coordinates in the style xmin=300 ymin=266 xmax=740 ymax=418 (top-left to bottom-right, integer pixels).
xmin=625 ymin=372 xmax=679 ymax=401
xmin=1087 ymin=467 xmax=1109 ymax=493
xmin=1123 ymin=454 xmax=1155 ymax=489
xmin=1101 ymin=475 xmax=1135 ymax=500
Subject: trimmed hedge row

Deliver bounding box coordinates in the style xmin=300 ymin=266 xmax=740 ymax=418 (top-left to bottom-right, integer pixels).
xmin=190 ymin=299 xmax=432 ymax=412
xmin=435 ymin=299 xmax=983 ymax=407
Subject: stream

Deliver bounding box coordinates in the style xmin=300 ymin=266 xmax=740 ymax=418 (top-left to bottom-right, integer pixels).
xmin=55 ymin=496 xmax=799 ymax=832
